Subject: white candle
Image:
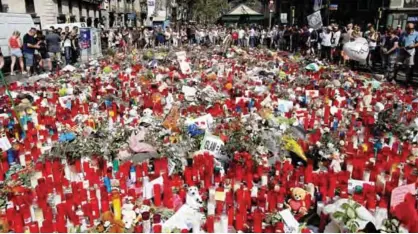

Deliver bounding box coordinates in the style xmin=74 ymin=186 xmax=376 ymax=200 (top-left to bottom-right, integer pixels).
xmin=346 ymin=163 xmax=353 ymax=178
xmin=207 ymin=202 xmax=215 ymax=216
xmin=261 ymin=175 xmax=268 ymax=186
xmin=30 ymin=172 xmax=42 ymax=188
xmin=62 ymin=159 xmax=71 ymax=181
xmin=363 ymin=170 xmax=370 ymax=181
xmin=209 ymin=188 xmax=216 ymax=204
xmin=19 ymin=154 xmax=26 ymax=167
xmin=220 ymin=214 xmax=228 ymax=233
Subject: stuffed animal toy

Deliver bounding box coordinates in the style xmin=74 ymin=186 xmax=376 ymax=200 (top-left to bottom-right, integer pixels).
xmin=100 ymin=211 xmax=125 ymax=233
xmin=162 ymin=186 xmax=204 ymax=232
xmin=287 ymin=187 xmax=309 ymax=219
xmin=122 ymin=203 xmax=137 ymax=230
xmin=186 ymin=186 xmax=203 ymax=210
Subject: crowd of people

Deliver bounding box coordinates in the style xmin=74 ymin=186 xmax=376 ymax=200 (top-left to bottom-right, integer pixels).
xmin=4 ymin=26 xmax=80 ymax=77
xmin=103 ymin=22 xmax=417 ymax=85
xmin=3 ymin=21 xmax=417 ymax=84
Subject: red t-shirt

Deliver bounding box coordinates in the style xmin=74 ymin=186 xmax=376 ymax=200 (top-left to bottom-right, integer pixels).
xmin=9 ymin=37 xmax=20 ymax=49
xmin=232 ymin=32 xmax=239 ymax=40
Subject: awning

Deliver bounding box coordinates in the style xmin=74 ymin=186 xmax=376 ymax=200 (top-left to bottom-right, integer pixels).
xmin=220 ymin=4 xmax=264 ymax=22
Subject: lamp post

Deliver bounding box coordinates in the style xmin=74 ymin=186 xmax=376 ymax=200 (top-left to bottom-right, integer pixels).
xmin=291 ymin=6 xmax=295 ymax=25
xmin=268 ymin=0 xmax=273 ymax=29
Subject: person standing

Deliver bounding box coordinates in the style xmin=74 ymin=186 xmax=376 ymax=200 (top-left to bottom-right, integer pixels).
xmin=330 ymin=25 xmax=341 ymax=63
xmin=394 ymin=23 xmax=418 ymax=85
xmin=36 ymin=31 xmax=51 ymax=72
xmin=62 ymin=31 xmax=73 ymax=65
xmin=238 ymin=27 xmax=245 ymax=47
xmin=320 ymin=26 xmax=332 ymax=61
xmin=22 ymin=28 xmax=40 ymax=76
xmin=382 ymin=29 xmax=399 ymax=81
xmin=366 ymin=26 xmax=379 ymax=68
xmin=249 ymin=27 xmax=256 ymax=48
xmin=45 ymin=28 xmax=62 ymax=68
xmin=9 ymin=31 xmax=25 ymax=75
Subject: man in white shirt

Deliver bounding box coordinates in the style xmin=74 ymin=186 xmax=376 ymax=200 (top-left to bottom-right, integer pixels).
xmin=238 ymin=28 xmax=245 ymax=47
xmin=330 ymin=26 xmax=341 ymax=62
xmin=249 ymin=27 xmax=256 ymax=48
xmin=320 ymin=26 xmax=332 ymax=61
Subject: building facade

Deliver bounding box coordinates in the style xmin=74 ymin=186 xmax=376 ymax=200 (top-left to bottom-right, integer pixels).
xmin=387 ymin=0 xmax=418 ymax=29
xmin=275 ymin=0 xmax=387 ymax=29
xmin=0 ymin=0 xmax=143 ymax=29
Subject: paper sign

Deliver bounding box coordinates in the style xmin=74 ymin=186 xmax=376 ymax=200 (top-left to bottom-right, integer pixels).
xmin=279 ymin=209 xmax=300 ymax=232
xmin=176 ymin=51 xmax=191 ymax=74
xmin=277 ymin=99 xmax=294 ymax=113
xmin=185 ymin=114 xmax=214 ymax=130
xmin=143 ymin=176 xmax=164 ymax=199
xmin=348 ymin=179 xmax=375 ymax=194
xmin=182 ymin=86 xmax=197 ymax=98
xmin=343 ymin=37 xmax=369 ymax=62
xmin=200 ymin=133 xmax=224 ymax=156
xmin=0 ymin=137 xmax=12 ymax=151
xmin=215 ymin=191 xmax=226 ymax=201
xmin=390 ymin=183 xmax=416 ymax=208
xmin=307 ymin=11 xmax=323 ymax=30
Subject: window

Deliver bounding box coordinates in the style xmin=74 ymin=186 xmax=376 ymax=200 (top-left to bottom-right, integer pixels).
xmin=57 ymin=0 xmax=62 ymax=14
xmin=25 ymin=0 xmax=35 ymax=13
xmin=69 ymin=0 xmax=72 ymax=14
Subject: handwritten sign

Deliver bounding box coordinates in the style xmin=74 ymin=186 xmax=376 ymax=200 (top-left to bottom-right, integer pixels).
xmin=200 ymin=133 xmax=224 ymax=157
xmin=390 ymin=183 xmax=416 ymax=208
xmin=343 ymin=37 xmax=369 ymax=61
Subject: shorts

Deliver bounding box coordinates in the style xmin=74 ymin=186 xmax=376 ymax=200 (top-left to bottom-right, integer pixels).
xmin=48 ymin=52 xmax=61 ymax=62
xmin=11 ymin=48 xmax=22 ymax=57
xmin=41 ymin=52 xmax=50 ymax=60
xmin=24 ymin=53 xmax=34 ymax=66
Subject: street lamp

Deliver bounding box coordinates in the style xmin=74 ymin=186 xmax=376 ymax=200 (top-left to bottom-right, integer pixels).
xmin=291 ymin=6 xmax=295 ymax=25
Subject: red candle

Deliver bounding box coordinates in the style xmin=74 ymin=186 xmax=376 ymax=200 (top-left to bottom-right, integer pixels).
xmin=206 ymin=215 xmax=214 ymax=233
xmin=227 ymin=206 xmax=234 ymax=226
xmin=28 ymin=222 xmax=40 ymax=233
xmin=324 ymin=105 xmax=330 ymax=125
xmin=235 ymin=211 xmax=244 ymax=231
xmin=153 ymin=184 xmax=162 ymax=207
xmin=253 ymin=209 xmax=263 ymax=233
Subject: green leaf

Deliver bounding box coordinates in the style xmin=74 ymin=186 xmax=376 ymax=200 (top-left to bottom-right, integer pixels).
xmin=346 ymin=207 xmax=357 ymax=219
xmin=341 ymin=203 xmax=350 ymax=210
xmin=333 ymin=211 xmax=345 ymax=219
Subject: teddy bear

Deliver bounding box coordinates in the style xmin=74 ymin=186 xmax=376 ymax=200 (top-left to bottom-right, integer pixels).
xmin=286 ymin=187 xmax=309 ymax=219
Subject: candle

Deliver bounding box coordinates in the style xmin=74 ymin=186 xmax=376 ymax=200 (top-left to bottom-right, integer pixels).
xmin=153 ymin=184 xmax=162 ymax=207
xmin=235 ymin=212 xmax=244 ymax=231
xmin=104 ymin=177 xmax=111 ymax=193
xmin=112 ymin=190 xmax=122 ymax=221
xmin=220 ymin=214 xmax=228 ymax=233
xmin=206 ymin=215 xmax=214 ymax=233
xmin=142 ymin=212 xmax=151 ymax=233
